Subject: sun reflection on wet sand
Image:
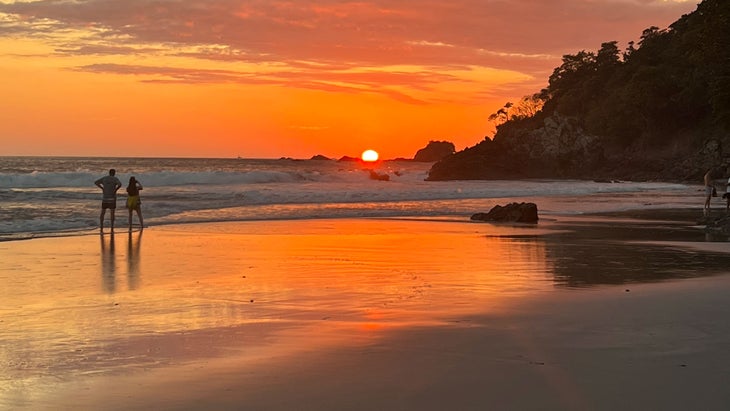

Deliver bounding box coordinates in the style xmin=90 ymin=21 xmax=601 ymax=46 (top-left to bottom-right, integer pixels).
xmin=0 ymin=219 xmax=554 ymax=405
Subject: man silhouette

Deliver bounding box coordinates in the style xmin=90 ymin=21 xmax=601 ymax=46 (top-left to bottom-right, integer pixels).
xmin=95 ymin=169 xmax=122 ymax=232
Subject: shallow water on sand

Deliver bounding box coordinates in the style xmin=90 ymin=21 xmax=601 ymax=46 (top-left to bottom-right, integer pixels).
xmin=1 ymin=216 xmax=728 ymax=408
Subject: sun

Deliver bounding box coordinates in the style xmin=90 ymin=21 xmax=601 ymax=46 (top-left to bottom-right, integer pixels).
xmin=361 ymin=149 xmax=379 ymax=162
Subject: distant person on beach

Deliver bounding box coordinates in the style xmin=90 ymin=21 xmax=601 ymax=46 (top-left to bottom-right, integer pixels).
xmin=723 ymin=177 xmax=730 ymax=211
xmin=126 ymin=176 xmax=144 ymax=231
xmin=95 ymin=169 xmax=122 ymax=232
xmin=704 ymin=169 xmax=715 ymax=213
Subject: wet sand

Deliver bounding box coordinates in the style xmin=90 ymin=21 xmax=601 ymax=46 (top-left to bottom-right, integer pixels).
xmin=2 ymin=212 xmax=730 ymax=410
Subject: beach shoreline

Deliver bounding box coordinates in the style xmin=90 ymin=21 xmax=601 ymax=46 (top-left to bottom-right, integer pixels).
xmin=2 ymin=210 xmax=729 ymax=410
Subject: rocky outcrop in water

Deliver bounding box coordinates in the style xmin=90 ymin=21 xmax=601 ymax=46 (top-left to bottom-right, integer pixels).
xmin=413 ymin=141 xmax=455 ymax=162
xmin=427 ymin=114 xmax=605 ymax=180
xmin=368 ymin=170 xmax=390 ymax=181
xmin=310 ymin=154 xmax=332 ymax=161
xmin=427 ymin=113 xmax=730 ymax=183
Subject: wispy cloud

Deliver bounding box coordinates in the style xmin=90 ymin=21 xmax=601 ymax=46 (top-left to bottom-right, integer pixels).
xmin=73 ymin=61 xmax=457 ymax=104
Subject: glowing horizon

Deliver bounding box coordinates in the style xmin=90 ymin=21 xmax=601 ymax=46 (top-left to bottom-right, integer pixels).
xmin=0 ymin=1 xmax=698 ymax=159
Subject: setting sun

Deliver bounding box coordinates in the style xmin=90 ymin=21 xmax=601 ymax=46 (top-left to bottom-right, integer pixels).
xmin=361 ymin=149 xmax=379 ymax=162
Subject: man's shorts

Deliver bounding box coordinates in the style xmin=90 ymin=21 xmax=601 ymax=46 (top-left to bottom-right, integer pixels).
xmin=102 ymin=199 xmax=117 ymax=209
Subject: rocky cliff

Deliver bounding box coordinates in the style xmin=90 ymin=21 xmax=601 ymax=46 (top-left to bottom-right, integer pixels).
xmin=427 ymin=113 xmax=730 ymax=182
xmin=427 ymin=113 xmax=729 ymax=182
xmin=427 ymin=0 xmax=730 ymax=183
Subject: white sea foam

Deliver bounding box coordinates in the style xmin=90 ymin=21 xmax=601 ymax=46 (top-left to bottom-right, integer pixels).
xmin=0 ymin=156 xmax=698 ymax=240
xmin=0 ymin=170 xmax=318 ymax=189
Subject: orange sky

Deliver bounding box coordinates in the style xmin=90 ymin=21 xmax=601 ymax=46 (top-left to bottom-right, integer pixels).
xmin=0 ymin=0 xmax=698 ymax=159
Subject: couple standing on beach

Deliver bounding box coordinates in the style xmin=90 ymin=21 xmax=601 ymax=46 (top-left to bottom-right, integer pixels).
xmin=95 ymin=169 xmax=144 ymax=232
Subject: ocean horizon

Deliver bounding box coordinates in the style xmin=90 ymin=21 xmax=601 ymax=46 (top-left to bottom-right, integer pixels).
xmin=0 ymin=156 xmax=698 ymax=241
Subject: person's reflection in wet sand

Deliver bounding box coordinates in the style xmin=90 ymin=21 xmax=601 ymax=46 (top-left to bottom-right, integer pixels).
xmin=100 ymin=232 xmax=116 ymax=293
xmin=127 ymin=230 xmax=142 ymax=290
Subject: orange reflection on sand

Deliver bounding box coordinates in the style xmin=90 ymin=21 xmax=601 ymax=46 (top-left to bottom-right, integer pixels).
xmin=131 ymin=219 xmax=555 ymax=329
xmin=210 ymin=219 xmax=554 ymax=326
xmin=359 ymin=323 xmax=385 ymax=332
xmin=0 ymin=219 xmax=555 ymax=395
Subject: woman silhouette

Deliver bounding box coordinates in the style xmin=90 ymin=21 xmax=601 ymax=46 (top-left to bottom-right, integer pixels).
xmin=126 ymin=176 xmax=144 ymax=231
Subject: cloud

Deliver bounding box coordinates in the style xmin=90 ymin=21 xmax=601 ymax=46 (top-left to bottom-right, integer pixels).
xmin=72 ymin=61 xmax=453 ymax=104
xmin=55 ymin=44 xmax=161 ymax=56
xmin=0 ymin=0 xmax=698 ymax=100
xmin=0 ymin=1 xmax=699 ymax=58
xmin=72 ymin=63 xmax=265 ymax=84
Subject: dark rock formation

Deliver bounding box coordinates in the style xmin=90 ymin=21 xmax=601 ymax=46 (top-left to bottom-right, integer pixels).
xmin=337 ymin=156 xmax=360 ymax=162
xmin=368 ymin=170 xmax=390 ymax=181
xmin=427 ymin=113 xmax=730 ymax=182
xmin=414 ymin=141 xmax=456 ymax=162
xmin=427 ymin=114 xmax=603 ymax=180
xmin=310 ymin=154 xmax=331 ymax=161
xmin=471 ymin=202 xmax=538 ymax=223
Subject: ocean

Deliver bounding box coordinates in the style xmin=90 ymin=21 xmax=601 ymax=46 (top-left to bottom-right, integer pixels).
xmin=0 ymin=156 xmax=698 ymax=241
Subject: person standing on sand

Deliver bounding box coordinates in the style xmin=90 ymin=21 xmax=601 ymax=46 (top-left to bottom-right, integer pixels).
xmin=95 ymin=169 xmax=122 ymax=232
xmin=126 ymin=176 xmax=144 ymax=231
xmin=704 ymin=169 xmax=715 ymax=213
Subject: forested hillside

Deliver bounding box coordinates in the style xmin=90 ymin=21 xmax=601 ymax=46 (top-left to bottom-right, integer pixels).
xmin=428 ymin=0 xmax=730 ymax=182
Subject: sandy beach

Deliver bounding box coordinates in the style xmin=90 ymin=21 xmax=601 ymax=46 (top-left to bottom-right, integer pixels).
xmin=2 ymin=211 xmax=730 ymax=410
